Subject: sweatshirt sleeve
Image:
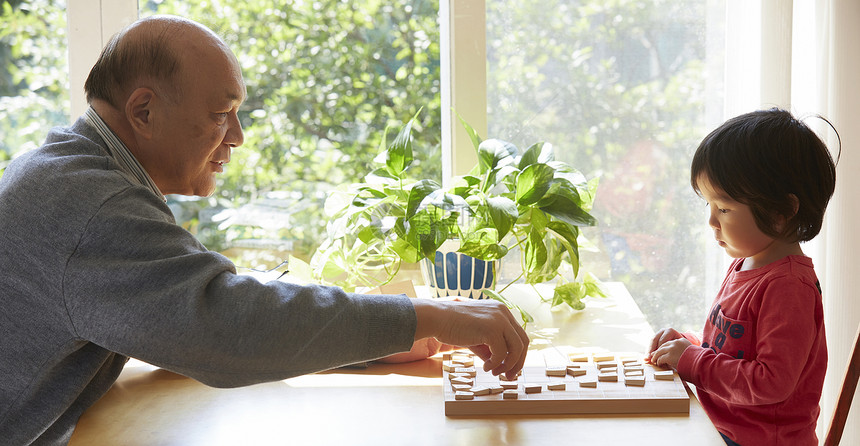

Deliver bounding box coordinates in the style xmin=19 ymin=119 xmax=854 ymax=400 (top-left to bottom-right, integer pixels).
xmin=676 ymin=276 xmax=820 ymax=405
xmin=63 ymin=186 xmax=417 ymax=388
xmin=682 ymin=332 xmax=702 ymax=346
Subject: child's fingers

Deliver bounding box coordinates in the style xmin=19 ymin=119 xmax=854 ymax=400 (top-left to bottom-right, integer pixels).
xmin=649 ymin=328 xmax=676 ymax=352
xmin=648 ymin=330 xmax=665 ymax=354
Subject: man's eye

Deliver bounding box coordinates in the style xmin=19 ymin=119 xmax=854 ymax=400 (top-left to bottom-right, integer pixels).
xmin=718 ymin=208 xmax=729 ymax=214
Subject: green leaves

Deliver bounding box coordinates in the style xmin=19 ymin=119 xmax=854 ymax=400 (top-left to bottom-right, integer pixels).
xmin=551 ymin=273 xmax=607 ymax=311
xmin=515 ymin=163 xmax=555 ymax=205
xmin=310 ymin=112 xmax=604 ymax=320
xmin=457 ymin=112 xmax=484 ymax=153
xmin=383 ymin=111 xmax=419 ymax=177
xmin=477 ymin=139 xmax=518 ymax=175
xmin=486 ymin=196 xmax=518 ymax=240
xmin=405 ymin=179 xmax=441 ymax=219
xmin=537 ymin=178 xmax=598 ymax=227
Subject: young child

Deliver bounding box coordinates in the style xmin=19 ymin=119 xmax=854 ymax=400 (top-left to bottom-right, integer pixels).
xmin=648 ymin=108 xmax=838 ymax=446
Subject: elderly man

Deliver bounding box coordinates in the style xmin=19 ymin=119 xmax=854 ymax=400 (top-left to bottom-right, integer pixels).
xmin=0 ymin=15 xmax=528 ymax=444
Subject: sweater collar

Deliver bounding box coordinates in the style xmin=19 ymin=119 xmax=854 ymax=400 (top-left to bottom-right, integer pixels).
xmin=83 ymin=106 xmax=165 ymax=202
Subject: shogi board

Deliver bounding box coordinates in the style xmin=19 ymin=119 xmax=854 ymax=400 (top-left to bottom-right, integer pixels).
xmin=443 ymin=350 xmax=689 ymax=416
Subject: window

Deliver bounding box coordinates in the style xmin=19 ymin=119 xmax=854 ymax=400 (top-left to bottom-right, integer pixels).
xmin=5 ymin=0 xmax=742 ymax=333
xmin=138 ymin=0 xmax=442 ymax=272
xmin=484 ymin=0 xmax=727 ymax=331
xmin=0 ymin=0 xmax=69 ymax=175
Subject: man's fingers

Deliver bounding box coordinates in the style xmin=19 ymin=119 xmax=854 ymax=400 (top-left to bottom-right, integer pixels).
xmin=469 ymin=344 xmax=492 ymax=362
xmin=482 ymin=324 xmax=528 ymax=377
xmin=415 ymin=297 xmax=530 ymax=377
xmin=501 ymin=330 xmax=528 ymax=380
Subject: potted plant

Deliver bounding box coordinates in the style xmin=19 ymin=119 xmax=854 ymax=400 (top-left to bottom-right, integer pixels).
xmin=303 ymin=112 xmax=606 ymax=322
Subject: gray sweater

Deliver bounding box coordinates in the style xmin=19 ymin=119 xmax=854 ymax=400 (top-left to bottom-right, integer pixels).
xmin=0 ymin=117 xmax=416 ymax=444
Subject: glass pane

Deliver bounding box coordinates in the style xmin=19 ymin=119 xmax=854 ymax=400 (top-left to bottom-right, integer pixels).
xmin=486 ymin=0 xmax=726 ymax=331
xmin=0 ymin=0 xmax=69 ymax=175
xmin=139 ymin=0 xmax=442 ymax=272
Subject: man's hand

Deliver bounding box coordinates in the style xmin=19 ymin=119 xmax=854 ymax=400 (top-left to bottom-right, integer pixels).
xmin=411 ymin=298 xmax=529 ymax=380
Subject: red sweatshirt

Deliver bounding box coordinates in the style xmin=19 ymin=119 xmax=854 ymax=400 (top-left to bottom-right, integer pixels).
xmin=677 ymin=256 xmax=827 ymax=445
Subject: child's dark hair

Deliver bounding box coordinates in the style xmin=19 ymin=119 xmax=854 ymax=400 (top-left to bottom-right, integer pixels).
xmin=691 ymin=108 xmax=838 ymax=242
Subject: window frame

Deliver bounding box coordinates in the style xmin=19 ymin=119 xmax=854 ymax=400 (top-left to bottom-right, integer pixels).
xmin=67 ymin=0 xmax=483 ymax=187
xmin=67 ymin=0 xmax=138 ymax=118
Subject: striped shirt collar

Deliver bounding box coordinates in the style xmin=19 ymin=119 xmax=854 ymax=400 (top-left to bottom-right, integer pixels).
xmin=84 ymin=106 xmax=165 ymax=201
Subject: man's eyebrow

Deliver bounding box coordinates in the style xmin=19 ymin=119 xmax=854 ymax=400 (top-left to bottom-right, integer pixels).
xmin=226 ymin=92 xmax=246 ymax=103
xmin=226 ymin=85 xmax=248 ymax=104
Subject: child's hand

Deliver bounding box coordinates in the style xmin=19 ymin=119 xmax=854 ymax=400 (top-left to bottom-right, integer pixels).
xmin=648 ymin=327 xmax=684 ymax=355
xmin=647 ymin=328 xmax=689 ymax=369
xmin=649 ymin=337 xmax=692 ymax=369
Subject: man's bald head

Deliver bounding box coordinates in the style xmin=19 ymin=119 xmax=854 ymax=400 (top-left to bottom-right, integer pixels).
xmin=84 ymin=15 xmax=226 ymax=109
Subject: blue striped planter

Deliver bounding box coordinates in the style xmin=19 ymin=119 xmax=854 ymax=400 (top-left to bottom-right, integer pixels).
xmin=420 ymin=239 xmax=497 ymax=300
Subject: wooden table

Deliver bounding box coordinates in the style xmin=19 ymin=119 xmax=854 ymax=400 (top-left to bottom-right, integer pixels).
xmin=70 ymin=283 xmax=723 ymax=445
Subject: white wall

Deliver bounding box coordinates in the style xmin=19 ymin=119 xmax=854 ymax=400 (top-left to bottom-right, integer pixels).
xmin=818 ymin=1 xmax=860 ymax=443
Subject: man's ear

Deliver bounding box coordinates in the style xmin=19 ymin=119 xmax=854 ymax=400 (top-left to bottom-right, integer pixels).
xmin=125 ymin=87 xmax=156 ymax=139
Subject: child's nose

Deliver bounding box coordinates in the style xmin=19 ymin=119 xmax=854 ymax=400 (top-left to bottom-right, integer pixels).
xmin=708 ymin=210 xmax=719 ymax=229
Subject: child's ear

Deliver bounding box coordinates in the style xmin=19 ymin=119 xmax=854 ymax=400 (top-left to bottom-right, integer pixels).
xmin=125 ymin=87 xmax=156 ymax=140
xmin=787 ymin=193 xmax=800 ymax=218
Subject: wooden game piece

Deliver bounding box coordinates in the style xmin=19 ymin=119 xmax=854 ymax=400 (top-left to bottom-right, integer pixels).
xmin=623 ymin=365 xmax=644 ymax=372
xmin=524 ymin=384 xmax=542 ymax=394
xmin=624 ymin=369 xmax=644 ymax=377
xmin=625 ymin=375 xmax=646 ymax=387
xmin=567 ymin=367 xmax=587 ymax=377
xmin=451 ymin=377 xmax=473 ymax=386
xmin=471 ymin=386 xmax=491 ymax=396
xmin=454 ymin=367 xmax=476 ymax=377
xmin=654 ymin=370 xmax=675 ymax=381
xmin=598 ymin=372 xmax=618 ymax=382
xmin=569 ymin=353 xmax=589 ymax=363
xmin=500 ymin=381 xmax=519 ymax=390
xmin=547 ymin=382 xmax=566 ymax=391
xmin=452 ymin=384 xmax=471 ymax=392
xmin=545 ymin=367 xmax=567 ymax=377
xmin=448 ymin=372 xmax=470 ymax=381
xmin=452 ymin=356 xmax=474 ymax=367
xmin=489 ymin=385 xmax=505 ymax=395
xmin=579 ymin=378 xmax=598 ymax=388
xmin=503 ymin=389 xmax=518 ymax=399
xmin=593 ymin=353 xmax=615 ymax=363
xmin=442 ymin=352 xmax=453 ymax=361
xmin=454 ymin=391 xmax=474 ymax=400
xmin=442 ymin=361 xmax=456 ymax=372
xmin=596 ymin=361 xmax=618 ymax=370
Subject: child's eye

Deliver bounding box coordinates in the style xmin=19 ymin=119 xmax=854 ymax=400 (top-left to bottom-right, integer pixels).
xmin=705 ymin=203 xmax=729 ymax=214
